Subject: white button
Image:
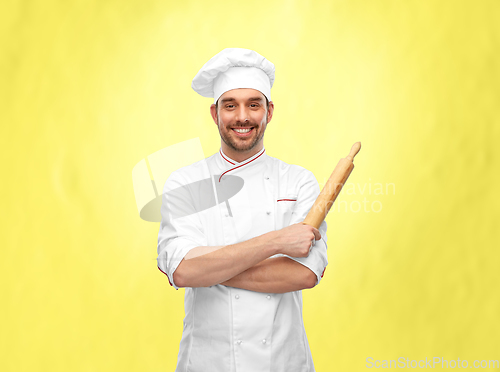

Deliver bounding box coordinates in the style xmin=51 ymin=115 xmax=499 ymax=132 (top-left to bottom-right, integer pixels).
xmin=265 ymin=176 xmax=269 ymax=180
xmin=225 ymin=214 xmax=228 ymax=217
xmin=262 ymin=339 xmax=267 ymax=344
xmin=266 ymin=295 xmax=271 ymax=300
xmin=236 ymin=340 xmax=242 ymax=345
xmin=266 ymin=211 xmax=271 ymax=215
xmin=235 ymin=295 xmax=240 ymax=299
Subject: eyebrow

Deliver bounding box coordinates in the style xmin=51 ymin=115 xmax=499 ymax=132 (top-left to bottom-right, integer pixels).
xmin=219 ymin=98 xmax=236 ymax=104
xmin=219 ymin=97 xmax=265 ymax=104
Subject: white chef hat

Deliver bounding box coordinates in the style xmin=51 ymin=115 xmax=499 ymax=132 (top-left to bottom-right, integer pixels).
xmin=192 ymin=48 xmax=275 ymax=103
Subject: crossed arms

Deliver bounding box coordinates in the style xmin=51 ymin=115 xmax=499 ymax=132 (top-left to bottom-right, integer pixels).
xmin=173 ymin=224 xmax=321 ymax=293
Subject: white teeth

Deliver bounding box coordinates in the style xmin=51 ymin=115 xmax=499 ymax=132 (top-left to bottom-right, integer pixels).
xmin=234 ymin=128 xmax=251 ymax=133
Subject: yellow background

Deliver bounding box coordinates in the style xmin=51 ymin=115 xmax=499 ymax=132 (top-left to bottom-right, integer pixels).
xmin=2 ymin=0 xmax=499 ymax=371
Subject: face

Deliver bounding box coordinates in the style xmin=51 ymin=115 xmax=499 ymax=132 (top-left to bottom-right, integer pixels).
xmin=210 ymin=89 xmax=274 ymax=159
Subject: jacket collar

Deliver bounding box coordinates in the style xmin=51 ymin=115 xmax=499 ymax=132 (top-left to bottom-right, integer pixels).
xmin=219 ymin=147 xmax=266 ymax=167
xmin=217 ymin=147 xmax=267 ymax=182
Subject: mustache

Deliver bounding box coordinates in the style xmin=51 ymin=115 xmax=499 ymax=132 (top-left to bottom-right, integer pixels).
xmin=217 ymin=118 xmax=259 ymax=128
xmin=229 ymin=123 xmax=257 ymax=128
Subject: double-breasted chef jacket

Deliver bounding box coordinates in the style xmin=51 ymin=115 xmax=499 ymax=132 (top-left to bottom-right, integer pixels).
xmin=157 ymin=147 xmax=328 ymax=372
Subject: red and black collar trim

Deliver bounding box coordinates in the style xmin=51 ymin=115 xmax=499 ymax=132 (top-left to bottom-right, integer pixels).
xmin=218 ymin=148 xmax=266 ymax=182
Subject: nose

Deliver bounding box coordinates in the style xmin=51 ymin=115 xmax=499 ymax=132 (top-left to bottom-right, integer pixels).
xmin=235 ymin=106 xmax=249 ymax=123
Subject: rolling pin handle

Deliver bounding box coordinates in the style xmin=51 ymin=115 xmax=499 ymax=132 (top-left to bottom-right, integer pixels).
xmin=346 ymin=142 xmax=361 ymax=162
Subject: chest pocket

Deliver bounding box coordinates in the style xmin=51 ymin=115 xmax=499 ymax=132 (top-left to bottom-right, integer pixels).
xmin=276 ymin=195 xmax=298 ymax=229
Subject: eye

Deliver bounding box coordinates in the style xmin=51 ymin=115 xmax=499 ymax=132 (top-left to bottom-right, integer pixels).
xmin=250 ymin=104 xmax=259 ymax=108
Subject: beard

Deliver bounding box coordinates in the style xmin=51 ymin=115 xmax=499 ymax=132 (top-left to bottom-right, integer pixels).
xmin=218 ymin=119 xmax=267 ymax=153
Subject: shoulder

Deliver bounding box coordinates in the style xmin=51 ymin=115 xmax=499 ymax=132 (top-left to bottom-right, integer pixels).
xmin=267 ymin=154 xmax=317 ymax=185
xmin=162 ymin=153 xmax=218 ymax=192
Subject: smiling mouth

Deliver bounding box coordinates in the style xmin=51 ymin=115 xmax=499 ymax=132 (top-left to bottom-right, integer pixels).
xmin=231 ymin=127 xmax=254 ymax=136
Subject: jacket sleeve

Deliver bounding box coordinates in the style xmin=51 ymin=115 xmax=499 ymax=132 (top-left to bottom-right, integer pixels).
xmin=286 ymin=170 xmax=328 ymax=286
xmin=156 ymin=172 xmax=208 ymax=290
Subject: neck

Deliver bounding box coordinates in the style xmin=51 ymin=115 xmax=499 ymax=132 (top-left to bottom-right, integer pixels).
xmin=221 ymin=143 xmax=264 ymax=163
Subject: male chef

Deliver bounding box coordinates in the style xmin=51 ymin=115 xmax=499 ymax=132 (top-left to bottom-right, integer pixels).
xmin=157 ymin=48 xmax=328 ymax=372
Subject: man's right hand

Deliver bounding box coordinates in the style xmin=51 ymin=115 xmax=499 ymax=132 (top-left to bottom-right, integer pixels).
xmin=270 ymin=223 xmax=321 ymax=258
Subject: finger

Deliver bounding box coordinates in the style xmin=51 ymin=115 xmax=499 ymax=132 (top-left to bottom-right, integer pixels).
xmin=312 ymin=228 xmax=321 ymax=240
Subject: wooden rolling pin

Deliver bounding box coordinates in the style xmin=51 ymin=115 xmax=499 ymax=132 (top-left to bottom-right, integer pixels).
xmin=303 ymin=142 xmax=361 ymax=229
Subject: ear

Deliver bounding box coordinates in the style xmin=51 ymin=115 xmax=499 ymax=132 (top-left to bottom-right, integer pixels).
xmin=210 ymin=104 xmax=218 ymax=125
xmin=266 ymin=101 xmax=275 ymax=123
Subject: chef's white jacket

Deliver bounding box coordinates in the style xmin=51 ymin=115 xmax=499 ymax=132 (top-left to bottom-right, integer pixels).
xmin=157 ymin=148 xmax=328 ymax=372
